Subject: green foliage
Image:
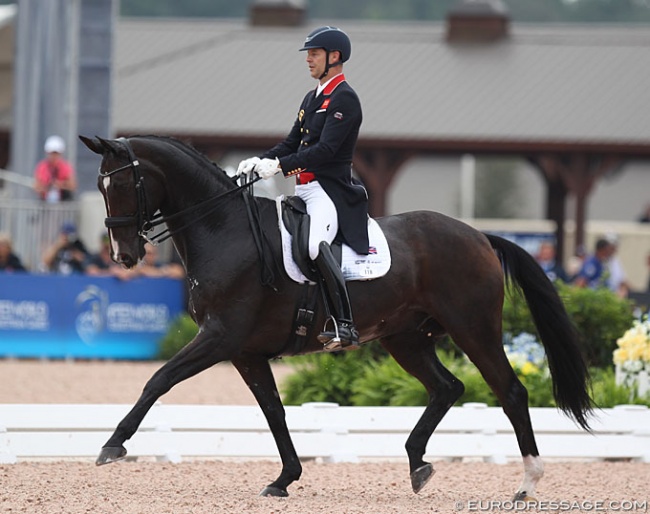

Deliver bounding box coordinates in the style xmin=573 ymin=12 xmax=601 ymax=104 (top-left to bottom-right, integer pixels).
xmin=282 ymin=350 xmax=650 ymax=409
xmin=157 ymin=314 xmax=198 ymax=360
xmin=281 ymin=345 xmax=378 ymax=406
xmin=350 ymin=357 xmax=428 ymax=406
xmin=556 ymin=283 xmax=634 ymax=368
xmin=590 ymin=367 xmax=650 ymax=407
xmin=502 ymin=283 xmax=635 ymax=368
xmin=502 ymin=288 xmax=537 ymax=336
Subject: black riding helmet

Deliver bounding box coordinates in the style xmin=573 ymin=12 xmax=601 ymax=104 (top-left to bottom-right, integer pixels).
xmin=299 ymin=26 xmax=351 ymax=80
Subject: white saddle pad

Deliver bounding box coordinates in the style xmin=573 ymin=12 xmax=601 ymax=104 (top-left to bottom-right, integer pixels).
xmin=276 ymin=196 xmax=391 ymax=284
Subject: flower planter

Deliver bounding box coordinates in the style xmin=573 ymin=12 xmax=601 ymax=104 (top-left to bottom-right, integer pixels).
xmin=615 ymin=364 xmax=649 ymax=399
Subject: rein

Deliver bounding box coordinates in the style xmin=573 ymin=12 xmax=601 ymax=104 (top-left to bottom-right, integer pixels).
xmin=100 ymin=138 xmax=261 ymax=245
xmin=144 ymin=173 xmax=261 ymax=245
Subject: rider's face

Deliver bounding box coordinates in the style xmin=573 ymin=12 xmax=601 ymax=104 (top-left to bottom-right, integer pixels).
xmin=306 ymin=48 xmax=327 ymax=81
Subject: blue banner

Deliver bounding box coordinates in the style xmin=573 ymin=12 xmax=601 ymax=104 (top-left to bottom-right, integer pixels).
xmin=0 ymin=274 xmax=185 ymax=360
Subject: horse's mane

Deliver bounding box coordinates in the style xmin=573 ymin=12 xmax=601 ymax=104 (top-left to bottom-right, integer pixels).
xmin=134 ymin=134 xmax=231 ymax=181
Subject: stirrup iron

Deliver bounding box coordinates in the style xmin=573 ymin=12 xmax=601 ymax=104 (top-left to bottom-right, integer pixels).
xmin=319 ymin=315 xmax=342 ymax=351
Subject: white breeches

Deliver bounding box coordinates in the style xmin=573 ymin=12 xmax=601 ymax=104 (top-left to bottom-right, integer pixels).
xmin=295 ymin=181 xmax=338 ymax=260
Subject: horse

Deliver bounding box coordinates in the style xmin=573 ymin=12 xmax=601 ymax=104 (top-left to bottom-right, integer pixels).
xmin=79 ymin=134 xmax=593 ymax=500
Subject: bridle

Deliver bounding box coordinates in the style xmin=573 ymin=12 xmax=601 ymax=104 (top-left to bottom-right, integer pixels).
xmin=98 ymin=137 xmax=261 ymax=245
xmin=99 ymin=137 xmax=152 ymax=237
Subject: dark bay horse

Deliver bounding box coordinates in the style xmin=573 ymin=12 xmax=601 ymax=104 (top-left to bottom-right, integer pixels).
xmin=80 ymin=135 xmax=592 ymax=500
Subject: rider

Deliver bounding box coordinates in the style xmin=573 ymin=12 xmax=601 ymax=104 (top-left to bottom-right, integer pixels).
xmin=237 ymin=26 xmax=369 ymax=351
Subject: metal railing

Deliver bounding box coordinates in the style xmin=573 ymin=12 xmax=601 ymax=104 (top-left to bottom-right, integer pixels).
xmin=0 ymin=197 xmax=79 ymax=271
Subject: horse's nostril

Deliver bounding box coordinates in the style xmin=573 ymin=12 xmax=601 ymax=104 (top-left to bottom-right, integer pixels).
xmin=117 ymin=253 xmax=135 ymax=269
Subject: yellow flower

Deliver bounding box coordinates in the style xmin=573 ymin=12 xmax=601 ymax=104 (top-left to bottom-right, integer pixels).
xmin=613 ymin=347 xmax=628 ymax=365
xmin=614 ymin=318 xmax=650 ymax=370
xmin=520 ymin=361 xmax=539 ymax=376
xmin=630 ymin=344 xmax=645 ymax=361
xmin=643 ymin=346 xmax=650 ymax=364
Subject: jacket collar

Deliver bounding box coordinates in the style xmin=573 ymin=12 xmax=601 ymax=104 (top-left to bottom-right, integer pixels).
xmin=317 ymin=73 xmax=346 ymax=97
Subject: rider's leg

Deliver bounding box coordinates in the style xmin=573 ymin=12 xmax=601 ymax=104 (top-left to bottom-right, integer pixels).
xmin=314 ymin=241 xmax=359 ymax=349
xmin=295 ymin=181 xmax=338 ymax=261
xmin=295 ymin=182 xmax=358 ymax=350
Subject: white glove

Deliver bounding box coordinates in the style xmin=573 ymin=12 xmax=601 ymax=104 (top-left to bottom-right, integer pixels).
xmin=236 ymin=157 xmax=261 ymax=177
xmin=255 ymin=158 xmax=281 ymax=180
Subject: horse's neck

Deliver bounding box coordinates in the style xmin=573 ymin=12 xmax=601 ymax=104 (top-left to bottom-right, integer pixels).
xmin=167 ymin=193 xmax=278 ymax=276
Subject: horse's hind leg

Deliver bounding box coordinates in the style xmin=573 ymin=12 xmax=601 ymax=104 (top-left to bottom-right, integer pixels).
xmin=459 ymin=328 xmax=543 ymax=500
xmin=231 ymin=354 xmax=302 ymax=498
xmin=96 ymin=329 xmax=229 ymax=465
xmin=381 ymin=329 xmax=465 ymax=494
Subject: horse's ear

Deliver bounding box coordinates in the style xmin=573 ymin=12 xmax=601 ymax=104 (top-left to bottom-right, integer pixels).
xmin=79 ymin=135 xmax=104 ymax=155
xmin=78 ymin=135 xmax=120 ymax=155
xmin=97 ymin=136 xmax=119 ymax=154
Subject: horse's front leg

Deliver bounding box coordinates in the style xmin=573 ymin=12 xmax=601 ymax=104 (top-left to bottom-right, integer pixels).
xmin=96 ymin=328 xmax=228 ymax=465
xmin=231 ymin=354 xmax=302 ymax=498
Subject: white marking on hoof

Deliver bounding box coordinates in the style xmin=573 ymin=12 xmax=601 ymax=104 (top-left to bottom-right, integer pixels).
xmin=516 ymin=455 xmax=544 ymax=500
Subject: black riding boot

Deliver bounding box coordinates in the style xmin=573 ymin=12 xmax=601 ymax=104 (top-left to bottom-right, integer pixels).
xmin=314 ymin=241 xmax=359 ymax=351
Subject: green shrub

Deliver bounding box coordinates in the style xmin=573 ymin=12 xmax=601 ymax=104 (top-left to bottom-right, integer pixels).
xmin=558 ymin=284 xmax=635 ymax=368
xmin=282 ymin=351 xmax=650 ymax=409
xmin=350 ymin=357 xmax=427 ymax=406
xmin=158 ymin=314 xmax=198 ymax=359
xmin=281 ymin=345 xmax=379 ymax=406
xmin=503 ymin=283 xmax=634 ymax=368
xmin=589 ymin=367 xmax=650 ymax=407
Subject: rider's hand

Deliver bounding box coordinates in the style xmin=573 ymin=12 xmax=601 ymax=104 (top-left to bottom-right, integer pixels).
xmin=236 ymin=157 xmax=261 ymax=177
xmin=255 ymin=158 xmax=281 ymax=180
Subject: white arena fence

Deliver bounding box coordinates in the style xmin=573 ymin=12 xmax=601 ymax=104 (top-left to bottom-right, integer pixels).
xmin=0 ymin=402 xmax=649 ymax=464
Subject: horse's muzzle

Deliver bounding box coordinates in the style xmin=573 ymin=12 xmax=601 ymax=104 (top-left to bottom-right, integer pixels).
xmin=115 ymin=253 xmax=137 ymax=269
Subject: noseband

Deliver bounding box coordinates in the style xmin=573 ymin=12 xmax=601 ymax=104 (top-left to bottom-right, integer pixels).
xmin=99 ymin=138 xmax=153 ymax=237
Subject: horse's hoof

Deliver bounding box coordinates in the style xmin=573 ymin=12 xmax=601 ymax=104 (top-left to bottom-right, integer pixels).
xmin=96 ymin=446 xmax=127 ymax=466
xmin=259 ymin=486 xmax=289 ymax=497
xmin=513 ymin=490 xmax=537 ymax=502
xmin=410 ymin=463 xmax=435 ymax=494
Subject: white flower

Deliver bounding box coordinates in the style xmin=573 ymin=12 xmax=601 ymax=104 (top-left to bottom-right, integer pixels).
xmin=503 ymin=332 xmax=546 ymax=371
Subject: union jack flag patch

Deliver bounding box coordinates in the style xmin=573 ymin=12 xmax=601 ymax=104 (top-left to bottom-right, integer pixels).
xmin=333 ymin=112 xmax=343 ymax=120
xmin=368 ymin=246 xmax=377 ymax=254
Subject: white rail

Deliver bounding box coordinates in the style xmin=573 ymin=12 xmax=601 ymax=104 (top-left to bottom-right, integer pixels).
xmin=0 ymin=402 xmax=648 ymax=464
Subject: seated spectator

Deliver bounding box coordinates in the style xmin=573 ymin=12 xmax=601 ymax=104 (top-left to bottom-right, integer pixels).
xmin=573 ymin=238 xmax=616 ymax=291
xmin=0 ymin=232 xmax=27 ymax=272
xmin=535 ymin=241 xmax=568 ymax=283
xmin=41 ymin=222 xmax=89 ymax=275
xmin=133 ymin=243 xmax=185 ymax=279
xmin=85 ymin=233 xmax=132 ymax=280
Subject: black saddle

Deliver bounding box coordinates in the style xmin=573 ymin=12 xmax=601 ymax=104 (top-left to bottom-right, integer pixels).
xmin=281 ymin=196 xmax=341 ymax=282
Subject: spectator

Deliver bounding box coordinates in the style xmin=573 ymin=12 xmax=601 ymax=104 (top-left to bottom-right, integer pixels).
xmin=573 ymin=238 xmax=616 ymax=292
xmin=33 ymin=135 xmax=77 ymax=202
xmin=534 ymin=240 xmax=568 ymax=283
xmin=133 ymin=243 xmax=185 ymax=279
xmin=85 ymin=232 xmax=132 ymax=280
xmin=0 ymin=232 xmax=27 ymax=272
xmin=604 ymin=233 xmax=629 ymax=298
xmin=42 ymin=222 xmax=89 ymax=275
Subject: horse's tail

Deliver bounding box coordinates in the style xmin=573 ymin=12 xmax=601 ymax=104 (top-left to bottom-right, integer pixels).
xmin=484 ymin=233 xmax=593 ymax=431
